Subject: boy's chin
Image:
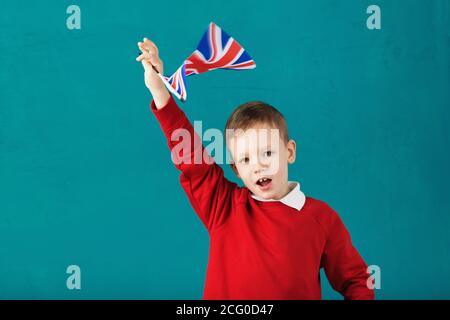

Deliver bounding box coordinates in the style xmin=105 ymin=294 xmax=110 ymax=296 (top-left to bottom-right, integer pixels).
xmin=251 ymin=188 xmax=276 ymax=200
xmin=257 ymin=193 xmax=275 ymax=200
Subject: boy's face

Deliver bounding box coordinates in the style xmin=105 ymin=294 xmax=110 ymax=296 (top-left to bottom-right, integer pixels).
xmin=227 ymin=123 xmax=296 ymax=200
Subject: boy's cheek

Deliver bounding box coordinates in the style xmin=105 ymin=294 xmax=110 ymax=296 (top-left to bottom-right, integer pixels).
xmin=265 ymin=158 xmax=281 ymax=176
xmin=241 ymin=180 xmax=253 ymax=192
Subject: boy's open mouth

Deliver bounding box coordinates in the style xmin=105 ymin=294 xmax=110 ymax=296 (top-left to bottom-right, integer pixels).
xmin=256 ymin=177 xmax=272 ymax=187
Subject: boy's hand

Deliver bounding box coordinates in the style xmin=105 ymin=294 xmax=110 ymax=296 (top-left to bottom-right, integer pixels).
xmin=136 ymin=38 xmax=170 ymax=108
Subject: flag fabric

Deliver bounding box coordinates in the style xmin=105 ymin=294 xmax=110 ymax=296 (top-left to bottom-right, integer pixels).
xmin=159 ymin=22 xmax=256 ymax=102
xmin=159 ymin=63 xmax=187 ymax=102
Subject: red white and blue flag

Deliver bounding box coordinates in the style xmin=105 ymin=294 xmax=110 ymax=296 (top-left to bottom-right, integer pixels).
xmin=159 ymin=64 xmax=187 ymax=102
xmin=159 ymin=22 xmax=256 ymax=101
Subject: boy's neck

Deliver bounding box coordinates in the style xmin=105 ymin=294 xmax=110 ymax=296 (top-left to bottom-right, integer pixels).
xmin=272 ymin=181 xmax=296 ymax=200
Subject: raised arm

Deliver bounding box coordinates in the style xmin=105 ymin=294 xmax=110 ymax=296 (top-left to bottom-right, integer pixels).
xmin=136 ymin=38 xmax=239 ymax=232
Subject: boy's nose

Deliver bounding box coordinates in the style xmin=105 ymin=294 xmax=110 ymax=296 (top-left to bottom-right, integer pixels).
xmin=253 ymin=160 xmax=269 ymax=174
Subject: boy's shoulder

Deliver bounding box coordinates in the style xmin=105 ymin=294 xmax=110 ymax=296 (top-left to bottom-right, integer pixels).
xmin=304 ymin=196 xmax=336 ymax=213
xmin=303 ymin=196 xmax=342 ymax=230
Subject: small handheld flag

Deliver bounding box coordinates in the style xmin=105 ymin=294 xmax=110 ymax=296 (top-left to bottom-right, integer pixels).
xmin=156 ymin=22 xmax=256 ymax=102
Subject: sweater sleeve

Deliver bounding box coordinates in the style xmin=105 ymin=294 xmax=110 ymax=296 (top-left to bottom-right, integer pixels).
xmin=320 ymin=206 xmax=375 ymax=300
xmin=149 ymin=95 xmax=237 ymax=232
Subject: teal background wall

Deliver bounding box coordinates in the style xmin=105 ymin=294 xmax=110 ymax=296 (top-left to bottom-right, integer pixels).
xmin=0 ymin=0 xmax=449 ymax=299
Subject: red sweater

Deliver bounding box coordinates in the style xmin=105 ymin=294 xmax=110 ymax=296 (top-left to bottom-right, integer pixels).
xmin=150 ymin=95 xmax=374 ymax=300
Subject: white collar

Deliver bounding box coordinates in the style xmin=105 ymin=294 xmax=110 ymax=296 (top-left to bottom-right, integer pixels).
xmin=250 ymin=181 xmax=306 ymax=211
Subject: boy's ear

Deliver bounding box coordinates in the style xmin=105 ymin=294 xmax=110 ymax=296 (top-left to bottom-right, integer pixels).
xmin=287 ymin=139 xmax=297 ymax=164
xmin=231 ymin=163 xmax=241 ymax=178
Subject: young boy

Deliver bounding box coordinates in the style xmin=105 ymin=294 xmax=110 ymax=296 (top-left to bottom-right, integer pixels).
xmin=136 ymin=38 xmax=374 ymax=300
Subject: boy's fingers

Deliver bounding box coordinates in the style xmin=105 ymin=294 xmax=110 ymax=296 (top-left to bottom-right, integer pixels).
xmin=149 ymin=55 xmax=164 ymax=73
xmin=139 ymin=50 xmax=162 ymax=68
xmin=136 ymin=52 xmax=150 ymax=62
xmin=138 ymin=42 xmax=152 ymax=57
xmin=136 ymin=52 xmax=162 ymax=73
xmin=136 ymin=54 xmax=145 ymax=62
xmin=138 ymin=43 xmax=161 ymax=64
xmin=143 ymin=37 xmax=158 ymax=54
xmin=136 ymin=39 xmax=163 ymax=73
xmin=140 ymin=57 xmax=159 ymax=72
xmin=148 ymin=53 xmax=160 ymax=64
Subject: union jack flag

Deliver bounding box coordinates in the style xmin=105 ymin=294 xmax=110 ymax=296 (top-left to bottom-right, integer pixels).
xmin=160 ymin=22 xmax=256 ymax=101
xmin=160 ymin=63 xmax=187 ymax=102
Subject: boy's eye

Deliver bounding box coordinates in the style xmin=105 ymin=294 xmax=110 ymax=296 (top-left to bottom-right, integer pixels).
xmin=240 ymin=157 xmax=250 ymax=164
xmin=264 ymin=151 xmax=273 ymax=157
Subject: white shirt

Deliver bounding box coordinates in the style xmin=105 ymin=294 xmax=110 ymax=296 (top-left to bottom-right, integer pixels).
xmin=250 ymin=181 xmax=306 ymax=211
